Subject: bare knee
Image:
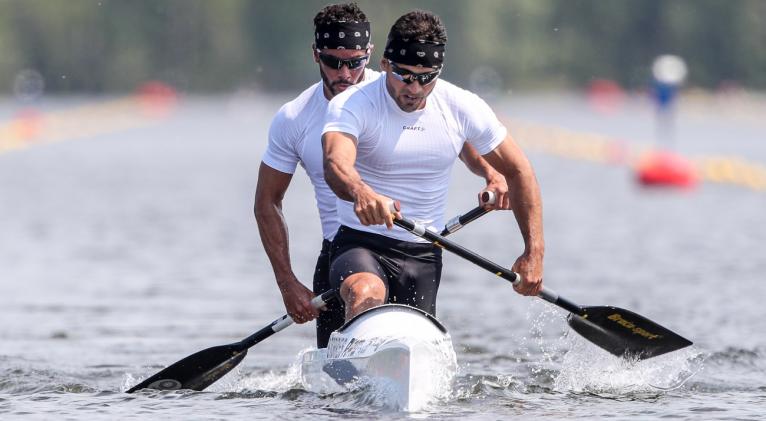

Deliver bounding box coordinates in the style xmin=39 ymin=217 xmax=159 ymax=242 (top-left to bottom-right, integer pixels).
xmin=340 ymin=273 xmax=385 ymax=299
xmin=339 ymin=273 xmax=386 ymax=319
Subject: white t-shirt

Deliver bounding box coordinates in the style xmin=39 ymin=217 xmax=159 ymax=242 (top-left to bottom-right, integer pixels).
xmin=262 ymin=69 xmax=381 ymax=240
xmin=322 ymin=75 xmax=507 ymax=242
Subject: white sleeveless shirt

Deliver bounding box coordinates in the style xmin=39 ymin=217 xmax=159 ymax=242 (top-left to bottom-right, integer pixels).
xmin=322 ymin=75 xmax=507 ymax=242
xmin=262 ymin=69 xmax=381 ymax=240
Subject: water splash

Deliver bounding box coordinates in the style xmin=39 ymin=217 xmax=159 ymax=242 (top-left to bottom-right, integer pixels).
xmin=554 ymin=334 xmax=705 ymax=394
xmin=120 ymin=372 xmax=137 ymax=392
xmin=234 ymin=355 xmax=304 ymax=394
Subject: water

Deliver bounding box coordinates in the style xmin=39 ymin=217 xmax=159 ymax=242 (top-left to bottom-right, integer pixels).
xmin=1 ymin=93 xmax=765 ymax=419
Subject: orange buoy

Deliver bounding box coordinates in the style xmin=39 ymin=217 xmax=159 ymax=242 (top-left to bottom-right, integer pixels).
xmin=135 ymin=81 xmax=178 ymax=117
xmin=636 ymin=150 xmax=698 ymax=188
xmin=587 ymin=79 xmax=625 ymax=115
xmin=12 ymin=108 xmax=42 ymax=141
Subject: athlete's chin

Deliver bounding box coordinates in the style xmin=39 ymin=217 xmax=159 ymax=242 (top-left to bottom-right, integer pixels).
xmin=397 ymin=96 xmax=423 ymax=112
xmin=333 ymin=83 xmax=352 ymax=94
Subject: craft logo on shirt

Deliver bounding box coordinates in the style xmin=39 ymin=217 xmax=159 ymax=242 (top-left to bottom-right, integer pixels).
xmin=402 ymin=125 xmax=425 ymax=132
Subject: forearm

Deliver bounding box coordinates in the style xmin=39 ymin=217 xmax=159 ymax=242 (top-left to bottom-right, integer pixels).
xmin=323 ymin=131 xmax=373 ymax=202
xmin=254 ymin=163 xmax=299 ymax=287
xmin=485 ymin=140 xmax=544 ymax=254
xmin=506 ymin=163 xmax=545 ymax=255
xmin=324 ymin=157 xmax=370 ymax=202
xmin=254 ymin=199 xmax=297 ymax=285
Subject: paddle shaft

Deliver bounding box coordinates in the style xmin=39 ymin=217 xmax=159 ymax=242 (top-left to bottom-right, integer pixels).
xmin=440 ymin=191 xmax=496 ymax=236
xmin=393 ymin=216 xmax=584 ymax=316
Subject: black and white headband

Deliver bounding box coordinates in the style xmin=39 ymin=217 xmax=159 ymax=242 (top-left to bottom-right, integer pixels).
xmin=383 ymin=37 xmax=445 ymax=69
xmin=315 ymin=21 xmax=371 ymax=50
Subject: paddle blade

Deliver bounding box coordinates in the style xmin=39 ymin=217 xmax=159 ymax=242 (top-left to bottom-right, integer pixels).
xmin=567 ymin=306 xmax=692 ymax=360
xmin=127 ymin=343 xmax=247 ymax=393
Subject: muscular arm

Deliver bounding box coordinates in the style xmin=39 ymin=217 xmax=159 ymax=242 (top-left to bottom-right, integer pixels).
xmin=459 ymin=143 xmax=510 ymax=209
xmin=481 ymin=134 xmax=545 ymax=296
xmin=254 ymin=162 xmax=318 ymax=322
xmin=322 ymin=131 xmax=364 ymax=202
xmin=322 ymin=131 xmax=398 ymax=228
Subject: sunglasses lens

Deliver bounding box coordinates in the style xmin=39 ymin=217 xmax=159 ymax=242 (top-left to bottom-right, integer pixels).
xmin=319 ymin=54 xmax=338 ymax=68
xmin=392 ymin=70 xmax=437 ymax=85
xmin=346 ymin=58 xmax=364 ymax=69
xmin=389 ymin=61 xmax=440 ymax=86
xmin=390 ymin=71 xmax=413 ymax=84
xmin=320 ymin=54 xmax=367 ymax=69
xmin=418 ymin=72 xmax=438 ymax=85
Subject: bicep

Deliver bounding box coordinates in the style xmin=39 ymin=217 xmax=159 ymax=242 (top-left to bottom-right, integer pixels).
xmin=459 ymin=142 xmax=482 ymax=165
xmin=481 ymin=134 xmax=530 ymax=176
xmin=255 ymin=162 xmax=293 ymax=205
xmin=322 ymin=131 xmax=358 ymax=165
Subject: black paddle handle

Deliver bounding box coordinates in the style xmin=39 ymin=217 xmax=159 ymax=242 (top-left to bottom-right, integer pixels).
xmin=239 ymin=290 xmax=338 ymax=349
xmin=393 ymin=213 xmax=584 ymax=316
xmin=440 ymin=191 xmax=496 ymax=236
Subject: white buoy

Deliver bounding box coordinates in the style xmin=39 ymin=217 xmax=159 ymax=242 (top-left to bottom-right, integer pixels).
xmin=652 ymin=55 xmax=688 ymax=86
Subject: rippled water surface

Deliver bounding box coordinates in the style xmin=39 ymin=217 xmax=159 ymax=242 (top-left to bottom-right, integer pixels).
xmin=1 ymin=94 xmax=764 ymax=419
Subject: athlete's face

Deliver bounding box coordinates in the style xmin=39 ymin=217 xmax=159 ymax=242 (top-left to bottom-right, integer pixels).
xmin=381 ymin=59 xmax=440 ymax=112
xmin=314 ymin=47 xmax=370 ymax=98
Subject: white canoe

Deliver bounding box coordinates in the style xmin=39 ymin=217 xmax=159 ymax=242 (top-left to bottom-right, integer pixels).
xmin=300 ymin=304 xmax=457 ymax=411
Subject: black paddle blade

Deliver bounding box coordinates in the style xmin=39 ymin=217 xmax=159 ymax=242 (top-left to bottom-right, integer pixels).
xmin=127 ymin=343 xmax=247 ymax=393
xmin=567 ymin=306 xmax=692 ymax=360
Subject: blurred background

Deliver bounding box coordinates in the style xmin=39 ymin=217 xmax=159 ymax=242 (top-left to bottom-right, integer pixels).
xmin=1 ymin=1 xmax=765 ymax=419
xmin=1 ymin=0 xmax=765 ymax=94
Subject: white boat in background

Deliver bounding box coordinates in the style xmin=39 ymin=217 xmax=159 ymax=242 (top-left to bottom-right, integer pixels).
xmin=300 ymin=304 xmax=457 ymax=411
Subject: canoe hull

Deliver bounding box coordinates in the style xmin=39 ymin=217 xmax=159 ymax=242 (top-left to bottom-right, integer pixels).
xmin=300 ymin=304 xmax=457 ymax=411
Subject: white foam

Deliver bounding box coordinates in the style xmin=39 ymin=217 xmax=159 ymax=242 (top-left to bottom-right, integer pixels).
xmin=554 ymin=334 xmax=705 ymax=393
xmin=232 ymin=350 xmax=306 ymax=393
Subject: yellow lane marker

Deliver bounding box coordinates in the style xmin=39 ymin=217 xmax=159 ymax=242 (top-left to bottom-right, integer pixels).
xmin=505 ymin=118 xmax=766 ymax=193
xmin=0 ymin=86 xmax=176 ymax=155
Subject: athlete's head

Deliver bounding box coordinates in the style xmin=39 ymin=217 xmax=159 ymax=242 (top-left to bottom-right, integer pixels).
xmin=381 ymin=10 xmax=447 ymax=112
xmin=312 ymin=3 xmax=372 ymax=98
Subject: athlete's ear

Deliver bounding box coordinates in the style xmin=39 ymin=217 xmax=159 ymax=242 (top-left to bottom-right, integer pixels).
xmin=312 ymin=45 xmax=320 ymax=64
xmin=380 ymin=58 xmax=389 ymax=71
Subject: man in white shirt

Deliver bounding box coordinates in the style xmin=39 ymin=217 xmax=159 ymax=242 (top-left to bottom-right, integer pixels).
xmin=323 ymin=10 xmax=545 ymax=321
xmin=255 ymin=4 xmax=508 ymax=348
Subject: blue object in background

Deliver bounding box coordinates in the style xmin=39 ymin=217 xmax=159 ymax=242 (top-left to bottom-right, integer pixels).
xmin=653 ymin=80 xmax=677 ymax=110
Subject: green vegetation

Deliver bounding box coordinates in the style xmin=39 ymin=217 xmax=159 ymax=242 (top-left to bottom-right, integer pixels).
xmin=1 ymin=0 xmax=764 ymax=93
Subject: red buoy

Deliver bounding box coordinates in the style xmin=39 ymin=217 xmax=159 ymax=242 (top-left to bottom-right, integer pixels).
xmin=587 ymin=79 xmax=625 ymax=115
xmin=636 ymin=150 xmax=698 ymax=188
xmin=135 ymin=81 xmax=178 ymax=117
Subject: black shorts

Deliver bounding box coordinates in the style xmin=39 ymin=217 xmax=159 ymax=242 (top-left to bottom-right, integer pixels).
xmin=329 ymin=225 xmax=443 ymax=316
xmin=313 ymin=239 xmax=344 ymax=348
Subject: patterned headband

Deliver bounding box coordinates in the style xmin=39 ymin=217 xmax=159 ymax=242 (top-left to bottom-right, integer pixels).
xmin=315 ymin=21 xmax=371 ymax=50
xmin=383 ymin=37 xmax=445 ymax=69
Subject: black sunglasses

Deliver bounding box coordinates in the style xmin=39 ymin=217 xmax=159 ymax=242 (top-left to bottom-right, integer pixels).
xmin=388 ymin=61 xmax=442 ymax=86
xmin=317 ymin=53 xmax=369 ymax=70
